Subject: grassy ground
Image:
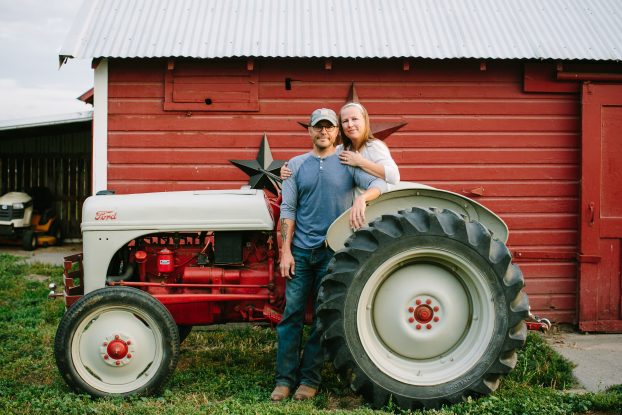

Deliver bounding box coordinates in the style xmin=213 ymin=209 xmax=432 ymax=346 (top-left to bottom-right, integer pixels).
xmin=0 ymin=253 xmax=621 ymax=415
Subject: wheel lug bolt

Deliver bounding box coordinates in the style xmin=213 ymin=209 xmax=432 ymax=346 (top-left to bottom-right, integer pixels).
xmin=416 ymin=324 xmax=421 ymax=330
xmin=104 ymin=355 xmax=109 ymax=360
xmin=408 ymin=307 xmax=414 ymax=313
xmin=115 ymin=361 xmax=121 ymax=366
xmin=426 ymin=299 xmax=432 ymax=305
xmin=103 ymin=342 xmax=108 ymax=346
xmin=126 ymin=340 xmax=131 ymax=345
xmin=408 ymin=317 xmax=414 ymax=323
xmin=434 ymin=317 xmax=440 ymax=322
xmin=426 ymin=324 xmax=432 ymax=329
xmin=415 ymin=299 xmax=421 ymax=305
xmin=433 ymin=306 xmax=439 ymax=312
xmin=127 ymin=354 xmax=132 ymax=359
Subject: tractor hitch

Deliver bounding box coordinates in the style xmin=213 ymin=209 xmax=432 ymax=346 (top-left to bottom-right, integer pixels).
xmin=526 ymin=312 xmax=552 ymax=332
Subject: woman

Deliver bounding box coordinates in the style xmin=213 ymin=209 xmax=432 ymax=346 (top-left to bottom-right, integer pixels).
xmin=281 ymin=102 xmax=400 ymax=187
xmin=337 ymin=102 xmax=400 ymax=186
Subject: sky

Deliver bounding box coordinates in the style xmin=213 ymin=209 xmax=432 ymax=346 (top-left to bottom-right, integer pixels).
xmin=0 ymin=0 xmax=92 ymax=122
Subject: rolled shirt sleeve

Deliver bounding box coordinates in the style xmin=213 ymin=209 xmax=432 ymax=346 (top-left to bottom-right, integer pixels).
xmin=352 ymin=167 xmax=388 ymax=194
xmin=279 ymin=159 xmax=298 ymax=221
xmin=366 ymin=140 xmax=400 ymax=185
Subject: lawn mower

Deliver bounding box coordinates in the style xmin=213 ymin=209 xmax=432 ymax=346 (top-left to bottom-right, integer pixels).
xmin=0 ymin=187 xmax=63 ymax=250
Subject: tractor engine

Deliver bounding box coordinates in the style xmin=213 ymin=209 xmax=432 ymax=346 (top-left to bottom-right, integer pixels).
xmin=103 ymin=230 xmax=284 ymax=326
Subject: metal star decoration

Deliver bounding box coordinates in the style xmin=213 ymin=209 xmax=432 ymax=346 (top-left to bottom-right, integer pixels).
xmin=298 ymin=82 xmax=407 ymax=140
xmin=230 ymin=133 xmax=286 ymax=195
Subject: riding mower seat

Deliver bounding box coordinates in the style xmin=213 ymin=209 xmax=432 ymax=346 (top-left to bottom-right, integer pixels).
xmin=29 ymin=187 xmax=56 ymax=226
xmin=25 ymin=186 xmax=63 ymax=249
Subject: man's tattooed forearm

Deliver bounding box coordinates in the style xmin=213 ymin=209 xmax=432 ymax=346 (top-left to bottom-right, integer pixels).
xmin=280 ymin=220 xmax=289 ymax=243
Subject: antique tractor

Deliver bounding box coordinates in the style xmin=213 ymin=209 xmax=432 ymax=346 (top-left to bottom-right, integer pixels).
xmin=52 ymin=182 xmax=529 ymax=410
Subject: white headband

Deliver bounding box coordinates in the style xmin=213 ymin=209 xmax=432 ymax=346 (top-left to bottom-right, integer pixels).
xmin=341 ymin=102 xmax=366 ymax=113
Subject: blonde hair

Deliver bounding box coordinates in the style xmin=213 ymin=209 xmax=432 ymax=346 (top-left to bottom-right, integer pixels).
xmin=339 ymin=102 xmax=374 ymax=150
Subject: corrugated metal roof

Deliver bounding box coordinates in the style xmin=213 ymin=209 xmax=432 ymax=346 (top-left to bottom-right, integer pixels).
xmin=0 ymin=111 xmax=93 ymax=131
xmin=60 ymin=0 xmax=622 ymax=62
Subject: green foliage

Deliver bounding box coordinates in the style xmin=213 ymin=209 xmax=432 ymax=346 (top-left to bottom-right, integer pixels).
xmin=588 ymin=384 xmax=622 ymax=412
xmin=506 ymin=332 xmax=576 ymax=389
xmin=0 ymin=254 xmax=621 ymax=415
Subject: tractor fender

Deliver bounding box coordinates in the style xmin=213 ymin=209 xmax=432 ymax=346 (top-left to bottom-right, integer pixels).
xmin=326 ymin=182 xmax=508 ymax=251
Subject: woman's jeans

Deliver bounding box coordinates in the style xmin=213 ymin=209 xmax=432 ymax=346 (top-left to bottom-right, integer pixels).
xmin=275 ymin=244 xmax=333 ymax=389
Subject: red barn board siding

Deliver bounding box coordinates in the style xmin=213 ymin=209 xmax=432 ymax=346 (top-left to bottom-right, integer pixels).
xmin=106 ymin=58 xmax=583 ymax=323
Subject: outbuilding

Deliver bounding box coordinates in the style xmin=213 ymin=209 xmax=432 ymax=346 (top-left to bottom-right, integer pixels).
xmin=0 ymin=112 xmax=92 ymax=239
xmin=59 ymin=0 xmax=622 ymax=331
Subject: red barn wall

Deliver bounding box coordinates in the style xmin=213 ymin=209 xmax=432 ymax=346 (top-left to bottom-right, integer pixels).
xmin=106 ymin=58 xmax=581 ymax=323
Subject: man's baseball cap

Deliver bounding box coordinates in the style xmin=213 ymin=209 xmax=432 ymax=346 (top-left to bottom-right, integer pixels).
xmin=309 ymin=108 xmax=338 ymax=126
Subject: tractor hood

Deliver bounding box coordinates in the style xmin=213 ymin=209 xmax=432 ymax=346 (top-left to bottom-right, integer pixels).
xmin=81 ymin=189 xmax=274 ymax=232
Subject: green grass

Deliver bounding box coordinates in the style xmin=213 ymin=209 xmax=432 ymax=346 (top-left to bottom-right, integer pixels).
xmin=0 ymin=253 xmax=621 ymax=414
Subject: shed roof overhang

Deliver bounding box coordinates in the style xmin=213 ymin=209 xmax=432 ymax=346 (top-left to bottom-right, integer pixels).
xmin=59 ymin=0 xmax=622 ymax=65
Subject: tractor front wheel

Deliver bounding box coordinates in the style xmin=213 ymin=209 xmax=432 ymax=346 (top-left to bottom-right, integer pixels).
xmin=54 ymin=287 xmax=180 ymax=397
xmin=317 ymin=207 xmax=529 ymax=410
xmin=21 ymin=229 xmax=37 ymax=251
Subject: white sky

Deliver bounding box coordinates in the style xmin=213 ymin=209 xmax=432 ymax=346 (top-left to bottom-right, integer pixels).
xmin=0 ymin=0 xmax=92 ymax=122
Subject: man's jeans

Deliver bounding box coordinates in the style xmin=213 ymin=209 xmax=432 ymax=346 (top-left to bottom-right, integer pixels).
xmin=275 ymin=244 xmax=333 ymax=389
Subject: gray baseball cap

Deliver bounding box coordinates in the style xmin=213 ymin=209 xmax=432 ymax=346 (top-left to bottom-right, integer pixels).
xmin=309 ymin=108 xmax=338 ymax=126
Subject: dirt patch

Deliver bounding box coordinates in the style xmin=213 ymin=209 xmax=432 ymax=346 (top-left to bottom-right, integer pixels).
xmin=24 ymin=274 xmax=50 ymax=283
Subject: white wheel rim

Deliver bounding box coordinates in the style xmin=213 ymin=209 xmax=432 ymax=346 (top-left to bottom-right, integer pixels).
xmin=71 ymin=305 xmax=164 ymax=393
xmin=357 ymin=248 xmax=495 ymax=385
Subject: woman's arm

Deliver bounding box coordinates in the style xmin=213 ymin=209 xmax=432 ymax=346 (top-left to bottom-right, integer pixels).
xmin=339 ymin=140 xmax=400 ymax=184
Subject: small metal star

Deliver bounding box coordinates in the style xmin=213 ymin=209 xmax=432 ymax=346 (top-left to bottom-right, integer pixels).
xmin=230 ymin=133 xmax=286 ymax=195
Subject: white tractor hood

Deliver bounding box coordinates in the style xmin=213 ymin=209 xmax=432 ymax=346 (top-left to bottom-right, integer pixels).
xmin=81 ymin=189 xmax=275 ymax=232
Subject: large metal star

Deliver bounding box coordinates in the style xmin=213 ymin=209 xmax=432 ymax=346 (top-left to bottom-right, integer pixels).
xmin=230 ymin=133 xmax=286 ymax=195
xmin=298 ymin=82 xmax=407 ymax=140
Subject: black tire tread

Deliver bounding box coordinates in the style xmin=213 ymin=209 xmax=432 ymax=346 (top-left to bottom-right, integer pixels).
xmin=318 ymin=207 xmax=529 ymax=410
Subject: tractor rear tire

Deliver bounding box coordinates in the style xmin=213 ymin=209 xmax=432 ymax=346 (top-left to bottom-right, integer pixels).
xmin=21 ymin=230 xmax=37 ymax=251
xmin=54 ymin=287 xmax=180 ymax=397
xmin=317 ymin=207 xmax=529 ymax=410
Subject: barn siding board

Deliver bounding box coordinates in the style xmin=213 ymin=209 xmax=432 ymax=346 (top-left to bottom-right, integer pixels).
xmin=390 ymin=133 xmax=579 ymax=149
xmin=430 ymin=182 xmax=578 ymax=197
xmin=109 ymin=98 xmax=578 ymax=116
xmin=107 ymin=148 xmax=578 ymax=165
xmin=106 ymin=58 xmax=585 ymax=322
xmin=107 ymin=114 xmax=579 ymax=132
xmin=519 ymin=262 xmax=577 ymax=278
xmin=401 ymin=166 xmax=578 ymax=181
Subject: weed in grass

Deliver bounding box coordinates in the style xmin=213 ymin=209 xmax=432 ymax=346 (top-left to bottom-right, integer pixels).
xmin=507 ymin=332 xmax=576 ymax=389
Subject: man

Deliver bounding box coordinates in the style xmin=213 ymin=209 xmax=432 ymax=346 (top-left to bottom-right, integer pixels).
xmin=271 ymin=108 xmax=387 ymax=401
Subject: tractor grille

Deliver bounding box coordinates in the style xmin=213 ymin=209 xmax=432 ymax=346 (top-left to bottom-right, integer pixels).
xmin=0 ymin=205 xmax=24 ymax=220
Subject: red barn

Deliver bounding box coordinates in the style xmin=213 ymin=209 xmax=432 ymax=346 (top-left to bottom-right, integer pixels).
xmin=60 ymin=0 xmax=622 ymax=331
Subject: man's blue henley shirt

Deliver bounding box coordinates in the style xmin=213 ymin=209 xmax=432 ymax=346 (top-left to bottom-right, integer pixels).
xmin=280 ymin=149 xmax=387 ymax=249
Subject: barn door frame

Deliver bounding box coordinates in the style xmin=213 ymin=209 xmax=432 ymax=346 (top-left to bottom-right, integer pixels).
xmin=579 ymin=82 xmax=622 ymax=332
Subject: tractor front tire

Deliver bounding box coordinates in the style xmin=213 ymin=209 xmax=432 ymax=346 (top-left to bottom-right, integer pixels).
xmin=317 ymin=207 xmax=529 ymax=410
xmin=54 ymin=287 xmax=180 ymax=397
